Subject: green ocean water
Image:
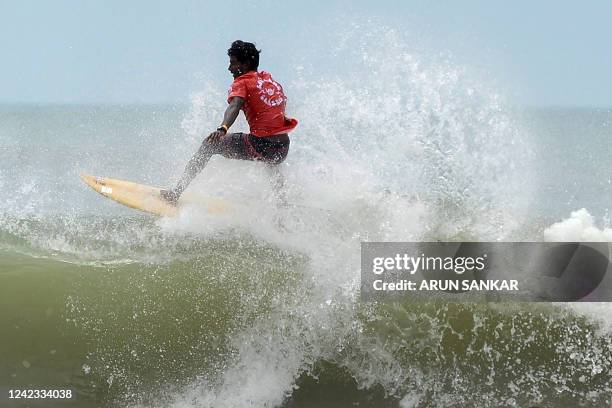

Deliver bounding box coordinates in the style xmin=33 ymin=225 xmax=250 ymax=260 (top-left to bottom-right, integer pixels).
xmin=1 ymin=231 xmax=309 ymax=407
xmin=2 ymin=241 xmax=612 ymax=407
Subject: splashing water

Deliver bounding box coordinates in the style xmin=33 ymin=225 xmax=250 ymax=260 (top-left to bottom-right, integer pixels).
xmin=1 ymin=22 xmax=611 ymax=408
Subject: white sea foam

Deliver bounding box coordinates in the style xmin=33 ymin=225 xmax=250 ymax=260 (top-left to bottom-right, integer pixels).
xmin=544 ymin=208 xmax=612 ymax=241
xmin=544 ymin=209 xmax=612 ymax=337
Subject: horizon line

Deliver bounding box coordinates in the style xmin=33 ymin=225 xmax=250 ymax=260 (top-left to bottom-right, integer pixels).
xmin=1 ymin=101 xmax=611 ymax=111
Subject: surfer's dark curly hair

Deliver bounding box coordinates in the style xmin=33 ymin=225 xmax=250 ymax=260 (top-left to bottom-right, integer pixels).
xmin=227 ymin=40 xmax=260 ymax=71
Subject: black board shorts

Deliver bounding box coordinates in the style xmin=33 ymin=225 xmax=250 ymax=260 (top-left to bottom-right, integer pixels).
xmin=216 ymin=133 xmax=290 ymax=164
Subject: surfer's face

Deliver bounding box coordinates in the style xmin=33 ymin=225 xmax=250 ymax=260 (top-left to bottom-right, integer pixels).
xmin=228 ymin=56 xmax=249 ymax=79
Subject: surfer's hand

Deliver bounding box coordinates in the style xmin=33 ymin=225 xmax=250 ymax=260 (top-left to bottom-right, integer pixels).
xmin=206 ymin=130 xmax=226 ymax=143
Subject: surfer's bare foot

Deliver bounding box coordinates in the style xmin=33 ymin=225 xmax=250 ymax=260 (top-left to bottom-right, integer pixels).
xmin=160 ymin=189 xmax=180 ymax=204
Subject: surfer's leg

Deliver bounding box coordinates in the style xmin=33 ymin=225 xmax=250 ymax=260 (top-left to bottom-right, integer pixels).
xmin=162 ymin=134 xmax=245 ymax=202
xmin=255 ymin=135 xmax=290 ymax=208
xmin=266 ymin=164 xmax=288 ymax=208
xmin=170 ymin=142 xmax=217 ymax=197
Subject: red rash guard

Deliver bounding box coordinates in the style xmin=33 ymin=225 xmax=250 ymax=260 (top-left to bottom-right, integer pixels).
xmin=227 ymin=71 xmax=298 ymax=137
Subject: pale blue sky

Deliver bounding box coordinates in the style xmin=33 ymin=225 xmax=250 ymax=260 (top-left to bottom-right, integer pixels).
xmin=1 ymin=1 xmax=611 ymax=107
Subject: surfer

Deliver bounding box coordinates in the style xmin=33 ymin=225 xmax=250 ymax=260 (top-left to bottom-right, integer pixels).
xmin=161 ymin=40 xmax=298 ymax=204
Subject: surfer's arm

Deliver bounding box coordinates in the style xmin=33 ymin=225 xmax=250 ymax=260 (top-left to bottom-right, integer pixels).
xmin=222 ymin=96 xmax=244 ymax=128
xmin=206 ymin=97 xmax=244 ymax=143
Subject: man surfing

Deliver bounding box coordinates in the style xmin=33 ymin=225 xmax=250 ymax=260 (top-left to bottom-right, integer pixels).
xmin=161 ymin=40 xmax=298 ymax=203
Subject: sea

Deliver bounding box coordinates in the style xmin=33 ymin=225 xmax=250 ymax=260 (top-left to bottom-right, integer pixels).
xmin=2 ymin=31 xmax=612 ymax=408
